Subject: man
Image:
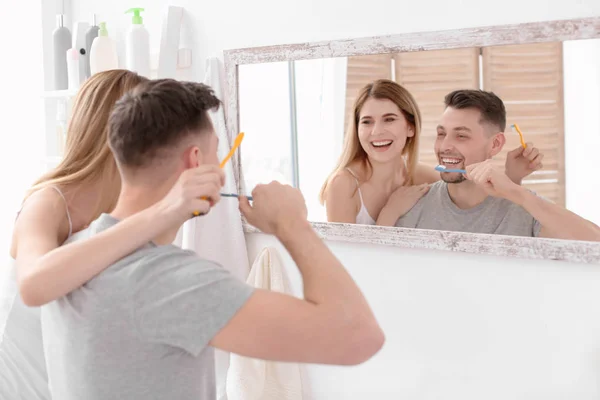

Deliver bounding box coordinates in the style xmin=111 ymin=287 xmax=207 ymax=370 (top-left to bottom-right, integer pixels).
xmin=394 ymin=89 xmax=600 ymax=241
xmin=41 ymin=80 xmax=385 ymax=400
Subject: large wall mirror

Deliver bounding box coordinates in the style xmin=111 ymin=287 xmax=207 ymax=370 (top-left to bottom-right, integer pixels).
xmin=224 ymin=17 xmax=600 ymax=264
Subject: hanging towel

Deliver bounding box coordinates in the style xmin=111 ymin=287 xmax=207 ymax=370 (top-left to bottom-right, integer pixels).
xmin=179 ymin=56 xmax=251 ymax=400
xmin=226 ymin=247 xmax=306 ymax=400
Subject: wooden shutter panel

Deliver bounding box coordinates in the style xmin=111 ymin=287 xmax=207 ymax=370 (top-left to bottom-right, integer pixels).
xmin=344 ymin=54 xmax=393 ymax=132
xmin=394 ymin=48 xmax=480 ymax=167
xmin=482 ymin=42 xmax=565 ymax=206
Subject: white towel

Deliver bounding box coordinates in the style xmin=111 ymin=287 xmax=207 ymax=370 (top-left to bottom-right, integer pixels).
xmin=226 ymin=247 xmax=305 ymax=400
xmin=179 ymin=57 xmax=251 ymax=399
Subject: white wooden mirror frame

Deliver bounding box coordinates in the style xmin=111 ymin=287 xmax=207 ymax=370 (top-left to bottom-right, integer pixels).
xmin=223 ymin=16 xmax=600 ymax=264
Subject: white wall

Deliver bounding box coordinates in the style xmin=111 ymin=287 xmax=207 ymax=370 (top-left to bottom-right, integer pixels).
xmin=62 ymin=0 xmax=600 ymax=398
xmin=0 ymin=1 xmax=45 ymax=254
xmin=68 ymin=0 xmax=600 ymax=80
xmin=248 ymin=234 xmax=600 ymax=399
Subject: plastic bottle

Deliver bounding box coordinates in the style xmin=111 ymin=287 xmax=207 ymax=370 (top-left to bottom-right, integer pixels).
xmin=89 ymin=22 xmax=119 ymax=75
xmin=66 ymin=48 xmax=80 ymax=90
xmin=53 ymin=14 xmax=72 ymax=90
xmin=84 ymin=14 xmax=100 ymax=79
xmin=125 ymin=8 xmax=150 ymax=77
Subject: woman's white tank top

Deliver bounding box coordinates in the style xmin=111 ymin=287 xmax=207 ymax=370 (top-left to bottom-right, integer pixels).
xmin=0 ymin=186 xmax=72 ymax=399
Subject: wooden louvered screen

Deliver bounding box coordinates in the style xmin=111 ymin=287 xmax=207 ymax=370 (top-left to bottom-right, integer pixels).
xmin=344 ymin=54 xmax=393 ymax=133
xmin=482 ymin=42 xmax=565 ymax=206
xmin=394 ymin=48 xmax=481 ymax=168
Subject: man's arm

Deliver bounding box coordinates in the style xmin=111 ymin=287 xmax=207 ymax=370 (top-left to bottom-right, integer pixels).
xmin=211 ymin=223 xmax=384 ymax=365
xmin=210 ymin=183 xmax=384 ymax=365
xmin=466 ymin=160 xmax=600 ymax=242
xmin=210 ymin=220 xmax=384 ymax=365
xmin=511 ymin=187 xmax=600 ymax=241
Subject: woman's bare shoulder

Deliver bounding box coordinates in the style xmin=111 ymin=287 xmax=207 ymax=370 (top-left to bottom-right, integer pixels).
xmin=10 ymin=186 xmax=70 ymax=257
xmin=19 ymin=186 xmax=69 ymax=216
xmin=413 ymin=163 xmax=440 ymax=185
xmin=328 ymin=169 xmax=359 ymax=198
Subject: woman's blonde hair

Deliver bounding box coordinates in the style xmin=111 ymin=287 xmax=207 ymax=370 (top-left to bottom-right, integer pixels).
xmin=319 ymin=79 xmax=422 ymax=204
xmin=25 ymin=69 xmax=148 ymax=221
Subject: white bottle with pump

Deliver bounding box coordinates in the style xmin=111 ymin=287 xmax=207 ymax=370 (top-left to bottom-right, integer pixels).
xmin=89 ymin=22 xmax=119 ymax=75
xmin=125 ymin=8 xmax=150 ymax=77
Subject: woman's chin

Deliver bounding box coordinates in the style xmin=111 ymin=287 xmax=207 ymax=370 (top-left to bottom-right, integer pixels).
xmin=367 ymin=148 xmax=403 ymax=163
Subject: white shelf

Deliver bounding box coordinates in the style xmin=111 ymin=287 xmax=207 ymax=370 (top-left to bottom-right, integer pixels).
xmin=42 ymin=90 xmax=78 ymax=99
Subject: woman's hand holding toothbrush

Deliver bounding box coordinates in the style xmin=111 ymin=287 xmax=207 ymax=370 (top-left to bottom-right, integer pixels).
xmin=505 ymin=141 xmax=544 ymax=184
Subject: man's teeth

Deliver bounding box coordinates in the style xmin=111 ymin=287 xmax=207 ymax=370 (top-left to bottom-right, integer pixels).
xmin=441 ymin=158 xmax=461 ymax=164
xmin=372 ymin=141 xmax=393 ymax=147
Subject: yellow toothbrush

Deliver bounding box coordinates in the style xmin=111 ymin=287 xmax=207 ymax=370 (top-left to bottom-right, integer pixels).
xmin=219 ymin=132 xmax=245 ymax=170
xmin=192 ymin=132 xmax=245 ymax=216
xmin=511 ymin=123 xmax=527 ymax=149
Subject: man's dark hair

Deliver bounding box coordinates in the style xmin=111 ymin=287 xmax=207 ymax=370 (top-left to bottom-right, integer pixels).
xmin=444 ymin=89 xmax=506 ymax=132
xmin=108 ymin=79 xmax=221 ymax=167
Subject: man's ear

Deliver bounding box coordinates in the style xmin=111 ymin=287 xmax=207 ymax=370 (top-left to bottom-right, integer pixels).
xmin=183 ymin=145 xmax=202 ymax=169
xmin=489 ymin=132 xmax=506 ymax=158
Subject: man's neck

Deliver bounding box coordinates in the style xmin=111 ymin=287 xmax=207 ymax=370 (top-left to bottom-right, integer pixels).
xmin=446 ymin=180 xmax=489 ymax=209
xmin=110 ymin=183 xmax=178 ymax=245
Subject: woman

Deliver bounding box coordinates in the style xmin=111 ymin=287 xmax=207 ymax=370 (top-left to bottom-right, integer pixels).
xmin=319 ymin=79 xmax=541 ymax=225
xmin=1 ymin=70 xmax=223 ymax=400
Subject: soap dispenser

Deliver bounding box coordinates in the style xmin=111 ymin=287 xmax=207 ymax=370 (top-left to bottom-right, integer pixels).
xmin=89 ymin=22 xmax=119 ymax=75
xmin=125 ymin=8 xmax=150 ymax=77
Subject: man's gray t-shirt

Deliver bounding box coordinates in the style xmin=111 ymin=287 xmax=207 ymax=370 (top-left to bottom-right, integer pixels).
xmin=41 ymin=214 xmax=254 ymax=400
xmin=395 ymin=181 xmax=542 ymax=237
